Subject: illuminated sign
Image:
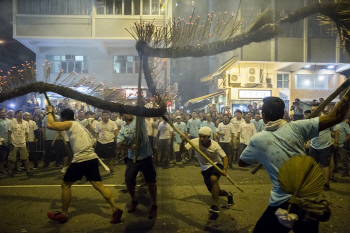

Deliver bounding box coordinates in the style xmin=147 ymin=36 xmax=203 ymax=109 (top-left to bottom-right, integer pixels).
xmin=238 ymin=90 xmax=272 ymax=99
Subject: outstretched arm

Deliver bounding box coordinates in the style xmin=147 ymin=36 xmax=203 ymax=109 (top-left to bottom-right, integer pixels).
xmin=46 ymin=106 xmax=72 ymax=131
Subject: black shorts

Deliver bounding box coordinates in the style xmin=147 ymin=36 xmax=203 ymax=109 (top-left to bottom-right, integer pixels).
xmin=125 ymin=156 xmax=156 ymax=186
xmin=158 ymin=139 xmax=169 ymax=151
xmin=309 ymin=146 xmax=331 ymax=167
xmin=95 ymin=142 xmax=116 ymax=159
xmin=201 ymin=163 xmax=223 ymax=192
xmin=219 ymin=142 xmax=232 ymax=155
xmin=63 ymin=158 xmax=101 ymax=182
xmin=27 ymin=142 xmax=36 ymax=153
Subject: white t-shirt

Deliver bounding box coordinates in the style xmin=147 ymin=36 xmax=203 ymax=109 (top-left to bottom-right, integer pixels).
xmin=158 ymin=121 xmax=173 ymax=139
xmin=231 ymin=118 xmax=244 ymax=135
xmin=67 ymin=121 xmax=98 ymax=163
xmin=115 ymin=118 xmax=126 ymax=128
xmin=27 ymin=120 xmax=38 ymax=142
xmin=238 ymin=122 xmax=257 ymax=145
xmin=185 ymin=138 xmax=226 ymax=171
xmin=86 ymin=118 xmax=98 ymax=136
xmin=145 ymin=118 xmax=154 ymax=136
xmin=9 ymin=120 xmax=29 ymax=147
xmin=95 ymin=120 xmax=117 ymax=144
xmin=218 ymin=122 xmax=235 ymax=143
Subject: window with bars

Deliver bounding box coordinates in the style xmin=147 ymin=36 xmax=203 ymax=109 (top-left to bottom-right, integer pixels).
xmin=277 ymin=74 xmax=289 ymax=89
xmin=113 ymin=56 xmax=140 ymax=74
xmin=96 ymin=0 xmax=165 ymax=15
xmin=17 ymin=0 xmax=92 ymax=15
xmin=47 ymin=55 xmax=89 ymax=73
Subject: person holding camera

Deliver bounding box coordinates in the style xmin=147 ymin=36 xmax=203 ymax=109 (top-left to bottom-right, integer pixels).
xmin=291 ymin=98 xmax=304 ymax=121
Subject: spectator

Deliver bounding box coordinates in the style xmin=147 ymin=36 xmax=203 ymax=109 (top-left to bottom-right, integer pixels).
xmin=304 ymin=110 xmax=311 ymax=119
xmin=230 ymin=110 xmax=244 ymax=164
xmin=26 ymin=94 xmax=40 ymax=114
xmin=173 ymin=116 xmax=187 ymax=163
xmin=237 ymin=114 xmax=257 ymax=160
xmin=42 ymin=109 xmax=61 ymax=168
xmin=157 ymin=116 xmax=173 ymax=166
xmin=291 ymin=98 xmax=303 ymax=120
xmin=24 ymin=112 xmax=39 ymax=169
xmin=334 ymin=118 xmax=350 ymax=177
xmin=217 ymin=115 xmax=235 ymax=168
xmin=251 ymin=113 xmax=265 ymax=133
xmin=187 ymin=112 xmax=201 ymax=161
xmin=198 ymin=111 xmax=205 ymax=122
xmin=0 ymin=108 xmax=11 ymax=176
xmin=76 ymin=110 xmax=87 ymax=126
xmin=201 ymin=113 xmax=217 ymax=140
xmin=7 ymin=110 xmax=14 ymax=120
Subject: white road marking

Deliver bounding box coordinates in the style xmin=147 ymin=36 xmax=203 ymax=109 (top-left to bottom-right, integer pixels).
xmin=0 ymin=184 xmax=140 ymax=188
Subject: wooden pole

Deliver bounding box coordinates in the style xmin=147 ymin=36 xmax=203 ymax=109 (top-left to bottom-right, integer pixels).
xmin=133 ymin=53 xmax=143 ymax=163
xmin=44 ymin=92 xmax=73 ymax=163
xmin=251 ymin=77 xmax=350 ymax=174
xmin=162 ymin=116 xmax=244 ymax=193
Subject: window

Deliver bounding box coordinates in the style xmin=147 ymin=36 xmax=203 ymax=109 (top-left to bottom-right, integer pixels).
xmin=17 ymin=0 xmax=92 ymax=15
xmin=96 ymin=0 xmax=164 ymax=15
xmin=113 ymin=55 xmax=139 ymax=74
xmin=47 ymin=55 xmax=89 ymax=73
xmin=295 ymin=74 xmax=333 ymax=89
xmin=277 ymin=74 xmax=289 ymax=88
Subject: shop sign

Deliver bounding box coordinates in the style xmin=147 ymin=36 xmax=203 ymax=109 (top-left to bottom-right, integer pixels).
xmin=238 ymin=90 xmax=272 ymax=99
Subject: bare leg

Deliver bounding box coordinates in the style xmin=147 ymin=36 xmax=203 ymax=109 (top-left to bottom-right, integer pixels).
xmin=63 ymin=156 xmax=69 ymax=167
xmin=210 ymin=175 xmax=220 ymax=206
xmin=61 ymin=182 xmax=74 ymax=216
xmin=91 ymin=181 xmax=118 ymax=211
xmin=127 ymin=185 xmax=137 ymax=201
xmin=157 ymin=150 xmax=162 ymax=163
xmin=108 ymin=159 xmax=114 ymax=170
xmin=330 ymin=156 xmax=335 ymax=178
xmin=323 ymin=166 xmax=330 ymax=185
xmin=147 ymin=183 xmax=157 ymax=206
xmin=25 ymin=159 xmax=30 ymax=172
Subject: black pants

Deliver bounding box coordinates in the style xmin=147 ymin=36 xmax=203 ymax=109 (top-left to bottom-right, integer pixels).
xmin=253 ymin=202 xmax=319 ymax=233
xmin=44 ymin=140 xmax=54 ymax=164
xmin=28 ymin=142 xmax=38 ymax=168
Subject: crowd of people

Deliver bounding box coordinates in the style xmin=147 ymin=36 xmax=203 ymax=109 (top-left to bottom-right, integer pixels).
xmin=0 ymin=93 xmax=350 ymax=232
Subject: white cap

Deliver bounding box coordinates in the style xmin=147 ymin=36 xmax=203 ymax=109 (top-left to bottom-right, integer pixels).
xmin=198 ymin=126 xmax=212 ymax=136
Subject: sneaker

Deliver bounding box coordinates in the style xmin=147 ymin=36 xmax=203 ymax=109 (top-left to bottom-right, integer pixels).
xmin=47 ymin=211 xmax=68 ymax=223
xmin=110 ymin=169 xmax=115 ymax=175
xmin=181 ymin=159 xmax=188 ymax=164
xmin=324 ymin=183 xmax=330 ymax=191
xmin=170 ymin=159 xmax=176 ymax=165
xmin=128 ymin=200 xmax=138 ymax=213
xmin=7 ymin=173 xmax=14 ymax=178
xmin=26 ymin=171 xmax=33 ymax=177
xmin=227 ymin=192 xmax=234 ymax=206
xmin=33 ymin=167 xmax=39 ymax=170
xmin=209 ymin=205 xmax=219 ymax=213
xmin=110 ymin=208 xmax=123 ymax=224
xmin=148 ymin=205 xmax=157 ymax=219
xmin=61 ymin=167 xmax=67 ymax=174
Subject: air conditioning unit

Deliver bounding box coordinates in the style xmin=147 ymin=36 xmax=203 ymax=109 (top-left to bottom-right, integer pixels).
xmin=66 ymin=55 xmax=75 ymax=60
xmin=266 ymin=77 xmax=273 ymax=88
xmin=246 ymin=67 xmax=260 ymax=87
xmin=217 ymin=78 xmax=226 ymax=89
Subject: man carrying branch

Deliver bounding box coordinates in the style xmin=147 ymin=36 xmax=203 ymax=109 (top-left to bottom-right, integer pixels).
xmin=238 ymin=89 xmax=350 ymax=232
xmin=46 ymin=107 xmax=123 ymax=224
xmin=180 ymin=126 xmax=233 ymax=214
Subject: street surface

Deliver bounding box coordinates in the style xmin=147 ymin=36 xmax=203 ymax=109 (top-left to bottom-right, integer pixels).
xmin=0 ymin=161 xmax=349 ymax=233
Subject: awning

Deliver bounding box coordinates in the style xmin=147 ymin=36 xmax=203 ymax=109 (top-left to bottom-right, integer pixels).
xmin=188 ymin=89 xmax=226 ymax=104
xmin=200 ymin=56 xmax=238 ymax=82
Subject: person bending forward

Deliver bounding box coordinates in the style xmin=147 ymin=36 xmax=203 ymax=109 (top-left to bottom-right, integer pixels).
xmin=46 ymin=107 xmax=123 ymax=224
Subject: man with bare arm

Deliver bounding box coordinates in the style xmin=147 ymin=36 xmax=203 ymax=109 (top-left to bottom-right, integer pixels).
xmin=46 ymin=107 xmax=123 ymax=224
xmin=239 ymin=91 xmax=350 ymax=232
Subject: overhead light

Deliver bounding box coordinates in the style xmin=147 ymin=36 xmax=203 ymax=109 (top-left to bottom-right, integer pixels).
xmin=318 ymin=76 xmax=324 ymax=81
xmin=9 ymin=104 xmax=15 ymax=108
xmin=304 ymin=80 xmax=310 ymax=86
xmin=304 ymin=65 xmax=311 ymax=68
xmin=327 ymin=65 xmax=335 ymax=69
xmin=0 ymin=40 xmax=5 ymax=44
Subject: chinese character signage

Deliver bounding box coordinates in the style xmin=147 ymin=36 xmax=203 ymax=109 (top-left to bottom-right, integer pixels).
xmin=238 ymin=90 xmax=272 ymax=99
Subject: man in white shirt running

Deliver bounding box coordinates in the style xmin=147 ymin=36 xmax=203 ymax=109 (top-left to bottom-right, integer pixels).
xmin=8 ymin=110 xmax=32 ymax=177
xmin=180 ymin=126 xmax=233 ymax=213
xmin=95 ymin=111 xmax=118 ymax=175
xmin=46 ymin=107 xmax=123 ymax=224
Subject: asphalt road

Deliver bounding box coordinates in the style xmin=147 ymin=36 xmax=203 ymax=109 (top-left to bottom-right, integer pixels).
xmin=0 ymin=161 xmax=349 ymax=233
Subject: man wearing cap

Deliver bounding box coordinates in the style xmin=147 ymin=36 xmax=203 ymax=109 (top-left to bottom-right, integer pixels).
xmin=180 ymin=126 xmax=233 ymax=213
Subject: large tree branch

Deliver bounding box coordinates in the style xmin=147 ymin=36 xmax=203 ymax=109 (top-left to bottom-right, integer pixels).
xmin=0 ymin=82 xmax=166 ymax=117
xmin=137 ymin=3 xmax=350 ymax=58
